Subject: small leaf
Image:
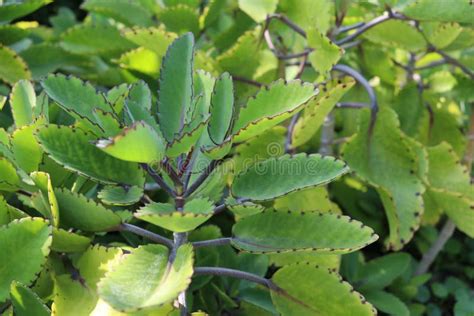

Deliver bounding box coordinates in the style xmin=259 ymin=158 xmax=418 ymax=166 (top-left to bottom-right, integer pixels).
xmin=95 ymin=121 xmax=166 ymax=163
xmin=232 ymin=80 xmax=316 ymax=142
xmin=98 ymin=244 xmax=194 ymax=312
xmin=158 ymin=33 xmax=194 ymax=142
xmin=0 ymin=45 xmax=31 ymax=84
xmin=271 ymin=264 xmax=376 ymax=316
xmin=232 ymin=210 xmax=378 ymax=253
xmin=0 ymin=218 xmax=52 ymax=302
xmin=225 ymin=197 xmax=265 ymax=218
xmin=307 ymin=28 xmax=343 ymax=75
xmin=238 ymin=0 xmax=278 ymax=22
xmin=54 ymin=188 xmax=121 ymax=232
xmin=91 ymin=108 xmax=121 ymax=137
xmin=10 ymin=281 xmax=50 ymax=316
xmin=35 ymin=124 xmax=145 ymax=186
xmin=292 ymin=77 xmax=355 ymax=147
xmin=208 ymin=72 xmax=234 ymax=144
xmin=98 ymin=185 xmax=143 ymax=206
xmin=9 ymin=80 xmax=35 ymax=127
xmin=166 ymin=118 xmax=209 ymax=157
xmin=232 ymin=154 xmax=349 ymax=201
xmin=30 ymin=172 xmax=59 ymax=227
xmin=52 ymin=274 xmax=97 ymax=315
xmin=51 ymin=228 xmax=92 ymax=253
xmin=136 ymin=198 xmax=214 ymax=232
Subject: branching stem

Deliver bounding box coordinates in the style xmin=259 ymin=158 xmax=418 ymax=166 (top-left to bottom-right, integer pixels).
xmin=194 ymin=267 xmax=279 ymax=291
xmin=118 ymin=223 xmax=174 ymax=248
xmin=192 ymin=238 xmax=232 ymax=248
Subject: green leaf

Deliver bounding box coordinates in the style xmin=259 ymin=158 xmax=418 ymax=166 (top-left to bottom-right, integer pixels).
xmin=232 ymin=210 xmax=378 ymax=253
xmin=363 ymin=20 xmax=426 ymax=51
xmin=232 ymin=80 xmax=316 ymax=142
xmin=98 ymin=244 xmax=194 ymax=312
xmin=0 ymin=218 xmax=52 ymax=302
xmin=274 ymin=186 xmax=339 ymax=213
xmin=208 ymin=72 xmax=234 ymax=144
xmin=157 ymin=4 xmax=199 ymax=36
xmin=54 ymin=188 xmax=122 ymax=232
xmin=0 ymin=0 xmax=52 ymax=23
xmin=95 ymin=121 xmax=166 ymax=163
xmin=30 ymin=172 xmax=59 ymax=227
xmin=118 ymin=47 xmax=160 ymax=77
xmin=270 ymin=252 xmax=341 ymax=270
xmin=226 ymin=197 xmax=265 ymax=218
xmin=123 ymin=27 xmax=177 ymax=57
xmin=0 ymin=157 xmax=20 ymax=191
xmin=35 ymin=124 xmax=145 ymax=186
xmin=10 ymin=281 xmax=50 ymax=316
xmin=81 ymin=0 xmax=153 ymax=26
xmin=0 ymin=45 xmax=31 ymax=84
xmin=342 ymin=107 xmax=425 ymax=250
xmin=11 ymin=125 xmax=43 ymax=173
xmin=41 ymin=74 xmax=111 ymax=130
xmin=166 ymin=118 xmax=209 ymax=157
xmin=423 ymin=22 xmax=463 ymax=49
xmin=217 ymin=27 xmax=262 ymax=78
xmin=51 ymin=228 xmax=91 ymax=253
xmin=60 ymin=24 xmax=135 ymax=56
xmin=51 ymin=274 xmax=98 ymax=315
xmin=92 ymin=108 xmax=121 ymax=137
xmin=307 ymin=27 xmax=343 ymax=74
xmin=9 ymin=80 xmax=35 ymax=127
xmin=402 ymin=0 xmax=474 ymax=23
xmin=158 ymin=33 xmax=194 ymax=142
xmin=364 ymin=290 xmax=409 ymax=316
xmin=238 ymin=0 xmax=278 ymax=22
xmin=98 ymin=185 xmax=144 ymax=206
xmin=0 ymin=25 xmax=29 ymax=45
xmin=136 ymin=198 xmax=214 ymax=232
xmin=271 ymin=264 xmax=376 ymax=316
xmin=75 ymin=245 xmax=122 ymax=291
xmin=232 ymin=154 xmax=349 ymax=201
xmin=354 ymin=253 xmax=411 ymax=291
xmin=292 ymin=77 xmax=355 ymax=147
xmin=19 ymin=43 xmax=73 ymax=79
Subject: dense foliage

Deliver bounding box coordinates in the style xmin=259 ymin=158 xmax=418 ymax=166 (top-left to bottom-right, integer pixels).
xmin=0 ymin=0 xmax=473 ymax=315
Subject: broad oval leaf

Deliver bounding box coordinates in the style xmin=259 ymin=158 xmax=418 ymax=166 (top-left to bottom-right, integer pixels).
xmin=238 ymin=0 xmax=278 ymax=22
xmin=11 ymin=125 xmax=43 ymax=173
xmin=98 ymin=244 xmax=194 ymax=312
xmin=54 ymin=188 xmax=122 ymax=232
xmin=135 ymin=198 xmax=214 ymax=232
xmin=232 ymin=154 xmax=349 ymax=201
xmin=232 ymin=210 xmax=378 ymax=253
xmin=158 ymin=32 xmax=194 ymax=142
xmin=0 ymin=218 xmax=52 ymax=302
xmin=271 ymin=264 xmax=376 ymax=316
xmin=35 ymin=124 xmax=145 ymax=186
xmin=232 ymin=80 xmax=316 ymax=142
xmin=81 ymin=0 xmax=153 ymax=26
xmin=402 ymin=0 xmax=474 ymax=23
xmin=95 ymin=121 xmax=166 ymax=163
xmin=0 ymin=157 xmax=20 ymax=191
